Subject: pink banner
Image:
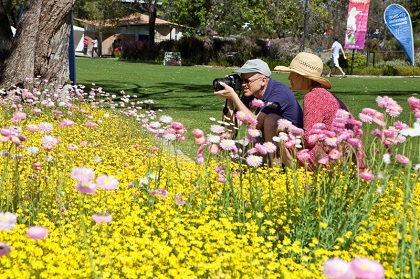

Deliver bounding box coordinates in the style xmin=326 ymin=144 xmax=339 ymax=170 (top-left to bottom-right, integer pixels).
xmin=345 ymin=0 xmax=371 ymax=50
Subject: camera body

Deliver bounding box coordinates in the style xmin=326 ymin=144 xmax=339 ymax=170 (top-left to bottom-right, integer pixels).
xmin=213 ymin=74 xmax=242 ymax=91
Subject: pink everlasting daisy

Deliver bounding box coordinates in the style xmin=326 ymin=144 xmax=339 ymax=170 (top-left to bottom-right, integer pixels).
xmin=251 ymin=98 xmax=265 ymax=107
xmin=407 ymin=96 xmax=420 ymax=110
xmin=235 ymin=111 xmax=247 ymax=122
xmin=209 ymin=144 xmax=219 ymax=154
xmin=297 ymin=149 xmax=310 ymax=162
xmin=246 ymin=116 xmax=258 ymax=126
xmin=329 ymin=148 xmax=342 ymax=160
xmin=318 ymin=157 xmax=329 ymax=166
xmin=347 ymin=138 xmax=361 ymax=147
xmin=254 ymin=143 xmax=268 ymax=155
xmin=307 ymin=134 xmax=320 ymax=145
xmin=277 ymin=119 xmax=292 ymax=130
xmin=86 ymin=121 xmax=98 ymax=128
xmin=192 ymin=128 xmax=205 ymax=138
xmin=26 ymin=226 xmax=48 ymax=240
xmin=247 ymin=147 xmax=258 ymax=154
xmin=325 ymin=137 xmax=338 ymax=147
xmin=71 ymin=167 xmax=95 ymax=182
xmin=195 ymin=136 xmax=206 ymax=145
xmin=0 ymin=212 xmax=17 ymax=230
xmin=290 ymin=127 xmax=304 ymax=135
xmin=158 ymin=188 xmax=169 ymax=198
xmin=395 ymin=154 xmax=409 ymax=164
xmin=59 ymin=119 xmax=75 ymax=127
xmin=246 ymin=155 xmax=263 ymax=167
xmin=263 ymin=142 xmax=277 ymax=153
xmin=359 ymin=169 xmax=375 ymax=182
xmin=96 ymin=175 xmax=119 ymax=190
xmin=76 ymin=181 xmax=97 ymax=194
xmin=0 ymin=243 xmax=12 ymax=257
xmin=350 ymin=257 xmax=385 ymax=279
xmin=358 ymin=113 xmax=373 ymax=123
xmin=323 ymin=258 xmax=355 ymax=279
xmin=12 ymin=111 xmax=27 ymax=122
xmin=92 ymin=212 xmax=113 ymax=223
xmin=248 ymin=128 xmax=260 ymax=138
xmin=26 ymin=124 xmax=39 ymax=132
xmin=67 ymin=144 xmax=78 ymax=151
xmin=38 ymin=122 xmax=53 ymax=133
xmin=220 ymin=139 xmax=236 ymax=151
xmin=31 ymin=108 xmax=42 ymax=114
xmin=210 ymin=125 xmax=225 ymax=134
xmin=175 ymin=194 xmax=186 ymax=206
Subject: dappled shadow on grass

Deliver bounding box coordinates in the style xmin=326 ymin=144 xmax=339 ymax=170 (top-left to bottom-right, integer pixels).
xmin=80 ymin=79 xmax=218 ymax=111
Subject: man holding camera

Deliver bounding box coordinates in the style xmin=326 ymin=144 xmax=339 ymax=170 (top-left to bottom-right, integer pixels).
xmin=214 ymin=59 xmax=303 ymax=167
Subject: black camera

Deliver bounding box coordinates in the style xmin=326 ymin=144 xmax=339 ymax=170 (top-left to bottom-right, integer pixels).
xmin=213 ymin=74 xmax=242 ymax=91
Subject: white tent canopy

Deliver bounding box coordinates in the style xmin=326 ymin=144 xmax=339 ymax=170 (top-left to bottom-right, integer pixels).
xmin=73 ymin=26 xmax=85 ymax=52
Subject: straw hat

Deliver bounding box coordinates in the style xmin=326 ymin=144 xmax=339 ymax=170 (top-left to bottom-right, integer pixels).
xmin=274 ymin=52 xmax=331 ymax=89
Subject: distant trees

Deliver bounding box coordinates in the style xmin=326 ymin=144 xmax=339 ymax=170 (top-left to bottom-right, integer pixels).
xmin=0 ymin=0 xmax=419 ymax=89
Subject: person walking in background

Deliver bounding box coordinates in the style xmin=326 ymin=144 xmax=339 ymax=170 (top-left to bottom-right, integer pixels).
xmin=323 ymin=35 xmax=347 ymax=77
xmin=83 ymin=37 xmax=88 ymax=55
xmin=92 ymin=37 xmax=99 ymax=58
xmin=274 ymin=52 xmax=363 ymax=170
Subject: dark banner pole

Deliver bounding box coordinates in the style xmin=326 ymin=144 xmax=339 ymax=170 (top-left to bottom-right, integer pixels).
xmin=69 ymin=12 xmax=76 ymax=85
xmin=350 ymin=49 xmax=355 ymax=75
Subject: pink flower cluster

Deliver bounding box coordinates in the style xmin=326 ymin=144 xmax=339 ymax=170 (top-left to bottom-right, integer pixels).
xmin=193 ymin=127 xmax=237 ymax=164
xmin=323 ymin=257 xmax=385 ymax=279
xmin=235 ymin=111 xmax=258 ymax=126
xmin=376 ymin=96 xmax=403 ymax=117
xmin=145 ymin=117 xmax=187 ymax=142
xmin=71 ymin=167 xmax=119 ymax=194
xmin=299 ymin=109 xmax=364 ymax=168
xmin=0 ymin=126 xmax=27 ymax=148
xmin=193 ymin=114 xmax=277 ymax=167
xmin=148 ymin=188 xmax=169 ymax=198
xmin=407 ymin=96 xmax=420 ymax=118
xmin=359 ymin=97 xmax=410 ymax=148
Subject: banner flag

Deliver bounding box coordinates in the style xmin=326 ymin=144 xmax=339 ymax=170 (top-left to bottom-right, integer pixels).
xmin=384 ymin=4 xmax=415 ymax=66
xmin=345 ymin=0 xmax=370 ymax=50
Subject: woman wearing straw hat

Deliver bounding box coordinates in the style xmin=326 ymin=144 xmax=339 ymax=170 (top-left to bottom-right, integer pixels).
xmin=274 ymin=52 xmax=362 ymax=170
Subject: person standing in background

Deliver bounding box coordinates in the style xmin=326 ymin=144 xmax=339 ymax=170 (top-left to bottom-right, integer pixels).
xmin=92 ymin=37 xmax=99 ymax=58
xmin=323 ymin=35 xmax=347 ymax=77
xmin=83 ymin=37 xmax=88 ymax=55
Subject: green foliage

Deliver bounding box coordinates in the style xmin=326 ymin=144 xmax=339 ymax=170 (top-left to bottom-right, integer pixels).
xmin=74 ymin=0 xmax=125 ymax=20
xmin=395 ymin=66 xmax=420 ymax=76
xmin=359 ymin=66 xmax=384 ymax=76
xmin=121 ymin=41 xmax=160 ymax=61
xmin=174 ymin=37 xmax=204 ymax=65
xmin=346 ymin=54 xmax=366 ymax=70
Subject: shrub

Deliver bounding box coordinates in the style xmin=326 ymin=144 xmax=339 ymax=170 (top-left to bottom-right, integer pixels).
xmin=360 ymin=66 xmax=385 ymax=76
xmin=268 ymin=37 xmax=300 ymax=62
xmin=121 ymin=41 xmax=160 ymax=61
xmin=395 ymin=66 xmax=420 ymax=76
xmin=175 ymin=36 xmax=204 ymax=65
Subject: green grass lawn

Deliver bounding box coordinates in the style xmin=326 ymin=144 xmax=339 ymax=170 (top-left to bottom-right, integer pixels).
xmin=75 ymin=57 xmax=420 ymax=156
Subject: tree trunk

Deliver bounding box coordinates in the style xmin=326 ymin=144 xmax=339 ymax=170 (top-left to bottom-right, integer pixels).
xmin=0 ymin=0 xmax=13 ymax=70
xmin=148 ymin=2 xmax=156 ymax=47
xmin=0 ymin=0 xmax=75 ymax=91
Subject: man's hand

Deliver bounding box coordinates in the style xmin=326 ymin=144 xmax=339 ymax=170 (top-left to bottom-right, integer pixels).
xmin=214 ymin=82 xmax=237 ymax=100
